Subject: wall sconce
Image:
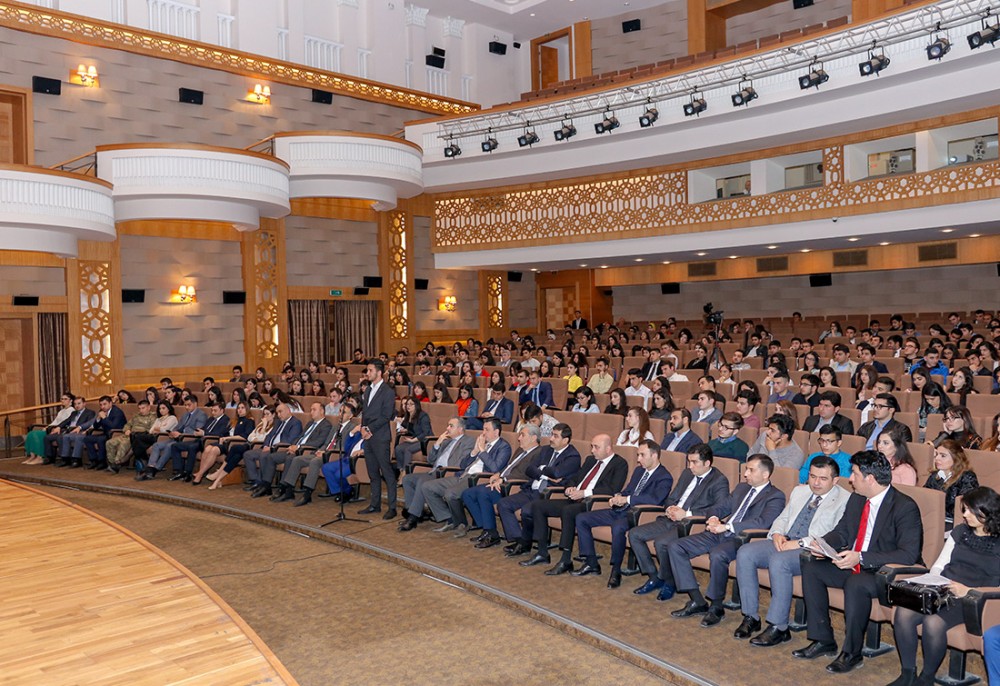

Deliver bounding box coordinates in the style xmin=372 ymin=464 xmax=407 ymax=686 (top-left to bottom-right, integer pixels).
xmin=437 ymin=295 xmax=457 ymax=312
xmin=170 ymin=285 xmax=197 ymax=303
xmin=245 ymin=83 xmax=271 ymax=104
xmin=69 ymin=64 xmax=99 ymax=87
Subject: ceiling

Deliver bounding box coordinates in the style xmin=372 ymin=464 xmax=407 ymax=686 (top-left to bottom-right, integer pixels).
xmin=416 ymin=0 xmax=668 ymax=38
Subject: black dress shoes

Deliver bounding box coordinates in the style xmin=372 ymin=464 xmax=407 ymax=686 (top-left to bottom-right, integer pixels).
xmin=519 ymin=553 xmax=550 ymax=567
xmin=607 ymin=570 xmax=622 ymax=589
xmin=471 ymin=530 xmax=490 ymax=543
xmin=475 ymin=532 xmax=502 ymax=549
xmin=293 ymin=491 xmax=312 ymax=507
xmin=106 ymin=464 xmax=120 ymax=474
xmin=168 ymin=472 xmax=186 ymax=482
xmin=503 ymin=541 xmax=529 ymax=557
xmin=251 ymin=485 xmax=272 ymax=498
xmin=792 ymin=640 xmax=838 ymax=660
xmin=382 ymin=508 xmax=398 ymax=520
xmin=571 ymin=563 xmax=602 ymax=577
xmin=826 ymin=652 xmax=863 ymax=674
xmin=700 ymin=606 xmax=725 ymax=627
xmin=544 ymin=560 xmax=574 ymax=576
xmin=358 ymin=505 xmax=380 ymax=514
xmin=633 ymin=578 xmax=664 ymax=595
xmin=69 ymin=459 xmax=82 ymax=468
xmin=398 ymin=516 xmax=418 ymax=531
xmin=750 ymin=624 xmax=791 ymax=647
xmin=733 ymin=615 xmax=761 ymax=639
xmin=243 ymin=483 xmax=258 ymax=491
xmin=272 ymin=488 xmax=295 ymax=503
xmin=671 ymin=600 xmax=709 ymax=618
xmin=54 ymin=459 xmax=69 ymax=468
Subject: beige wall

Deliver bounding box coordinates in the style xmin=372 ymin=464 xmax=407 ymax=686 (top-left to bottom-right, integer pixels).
xmin=726 ymin=0 xmax=851 ymax=46
xmin=508 ymin=271 xmax=537 ymax=332
xmin=284 ymin=215 xmax=378 ymax=289
xmin=0 ymin=266 xmax=66 ymax=297
xmin=412 ymin=215 xmax=479 ymax=332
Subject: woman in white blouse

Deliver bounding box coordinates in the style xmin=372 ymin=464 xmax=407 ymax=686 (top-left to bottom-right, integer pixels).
xmin=616 ymin=407 xmax=655 ymax=447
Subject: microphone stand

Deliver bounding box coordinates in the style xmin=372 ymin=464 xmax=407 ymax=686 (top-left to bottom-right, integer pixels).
xmin=321 ymin=443 xmax=368 ymax=526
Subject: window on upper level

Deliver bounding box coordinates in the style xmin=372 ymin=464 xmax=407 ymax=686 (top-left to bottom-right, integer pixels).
xmin=784 ymin=162 xmax=824 ymax=190
xmin=866 ymin=148 xmax=915 ymax=178
xmin=947 ymin=134 xmax=998 ymax=165
xmin=716 ymin=173 xmax=751 ymax=199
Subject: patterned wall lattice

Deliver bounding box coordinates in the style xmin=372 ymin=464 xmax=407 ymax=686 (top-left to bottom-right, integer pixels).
xmin=432 ymin=148 xmax=1000 ymax=250
xmin=387 ymin=211 xmax=409 ymax=339
xmin=486 ymin=274 xmax=504 ymax=329
xmin=253 ymin=230 xmax=281 ymax=361
xmin=78 ymin=261 xmax=114 ymax=389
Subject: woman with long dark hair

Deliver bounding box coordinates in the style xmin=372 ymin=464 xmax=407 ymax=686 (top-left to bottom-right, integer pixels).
xmin=393 ymin=395 xmax=432 ymax=473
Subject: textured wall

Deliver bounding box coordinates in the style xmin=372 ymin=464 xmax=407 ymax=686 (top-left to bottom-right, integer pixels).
xmin=284 ymin=215 xmax=378 ymax=288
xmin=119 ymin=234 xmax=244 ymax=370
xmin=611 ymin=264 xmax=999 ymax=323
xmin=726 ymin=0 xmax=852 ymax=45
xmin=590 ymin=2 xmax=687 ymax=75
xmin=412 ymin=215 xmax=479 ymax=332
xmin=508 ymin=270 xmax=537 ymax=332
xmin=0 ymin=267 xmax=66 ymax=297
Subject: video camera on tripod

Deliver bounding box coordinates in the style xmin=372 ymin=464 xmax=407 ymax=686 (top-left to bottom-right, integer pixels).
xmin=703 ymin=302 xmax=724 ymax=328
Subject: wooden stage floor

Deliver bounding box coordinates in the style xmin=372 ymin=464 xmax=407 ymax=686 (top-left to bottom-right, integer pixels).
xmin=0 ymin=479 xmax=297 ymax=686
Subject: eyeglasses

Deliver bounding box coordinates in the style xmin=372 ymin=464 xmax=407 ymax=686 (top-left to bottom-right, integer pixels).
xmin=871 ymin=404 xmax=891 ymax=409
xmin=719 ymin=424 xmax=739 ymax=431
xmin=817 ymin=438 xmax=839 ymax=445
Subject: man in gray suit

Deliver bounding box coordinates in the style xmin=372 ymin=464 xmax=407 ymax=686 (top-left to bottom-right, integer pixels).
xmin=398 ymin=416 xmax=475 ymax=531
xmin=733 ymin=454 xmax=850 ymax=646
xmin=264 ymin=402 xmax=334 ymax=505
xmin=358 ymin=359 xmax=399 ymax=519
xmin=137 ymin=396 xmax=206 ymax=480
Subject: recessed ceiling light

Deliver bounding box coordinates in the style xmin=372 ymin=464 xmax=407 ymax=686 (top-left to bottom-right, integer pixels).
xmin=970 ymin=233 xmax=982 ymax=238
xmin=847 ymin=237 xmax=860 ymax=242
xmin=942 ymin=228 xmax=954 ymax=233
xmin=530 ymin=12 xmax=535 ymax=16
xmin=696 ymin=252 xmax=707 ymax=256
xmin=767 ymin=245 xmax=778 ymax=250
xmin=800 ymin=249 xmax=811 ymax=253
xmin=662 ymin=260 xmax=671 ymax=265
xmin=879 ymin=241 xmax=890 ymax=246
xmin=634 ymin=258 xmax=643 ymax=262
xmin=729 ymin=255 xmax=738 ymax=259
xmin=530 ymin=268 xmax=538 ymax=272
xmin=580 ymin=263 xmax=588 ymax=267
xmin=600 ymin=265 xmax=608 ymax=269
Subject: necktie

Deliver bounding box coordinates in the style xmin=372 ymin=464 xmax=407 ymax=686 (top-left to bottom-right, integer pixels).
xmin=501 ymin=450 xmax=529 ymax=479
xmin=633 ymin=470 xmax=651 ymax=496
xmin=852 ymin=499 xmax=872 ymax=574
xmin=578 ymin=461 xmax=602 ymax=491
xmin=678 ymin=476 xmax=703 ymax=509
xmin=269 ymin=420 xmax=286 ymax=447
xmin=787 ymin=494 xmax=822 ymax=540
xmin=731 ymin=487 xmax=758 ymax=525
xmin=69 ymin=411 xmax=80 ymax=427
xmin=298 ymin=422 xmax=317 ymax=445
xmin=486 ymin=400 xmax=497 ymax=414
xmin=433 ymin=439 xmax=457 ymax=469
xmin=647 ymin=363 xmax=657 ymax=381
xmin=206 ymin=417 xmax=219 ymax=434
xmin=532 ymin=387 xmax=539 ymax=405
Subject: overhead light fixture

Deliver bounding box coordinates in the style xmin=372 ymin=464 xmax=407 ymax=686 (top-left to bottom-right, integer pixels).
xmin=639 ymin=104 xmax=659 ymax=127
xmin=696 ymin=251 xmax=707 ymax=256
xmin=683 ymin=93 xmax=707 ymax=117
xmin=941 ymin=228 xmax=955 ymax=233
xmin=926 ymin=35 xmax=951 ymax=60
xmin=443 ymin=140 xmax=462 ymax=158
xmin=517 ymin=128 xmax=539 ymax=147
xmin=879 ymin=241 xmax=891 ymax=246
xmin=245 ymin=83 xmax=271 ymax=104
xmin=800 ymin=248 xmax=811 ymax=253
xmin=732 ymin=79 xmax=757 ymax=107
xmin=594 ymin=110 xmax=619 ymax=134
xmin=859 ymin=49 xmax=890 ymax=77
xmin=481 ymin=131 xmax=498 ymax=153
xmin=848 ymin=237 xmax=860 ymax=242
xmin=798 ymin=62 xmax=828 ymax=90
xmin=70 ymin=64 xmax=99 ymax=87
xmin=554 ymin=120 xmax=576 ymax=141
xmin=968 ymin=16 xmax=1000 ymax=49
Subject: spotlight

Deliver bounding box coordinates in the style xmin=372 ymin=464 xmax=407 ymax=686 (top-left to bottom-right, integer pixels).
xmin=554 ymin=121 xmax=576 ymax=141
xmin=517 ymin=129 xmax=539 ymax=147
xmin=481 ymin=135 xmax=498 ymax=153
xmin=859 ymin=51 xmax=890 ymax=77
xmin=798 ymin=63 xmax=829 ymax=90
xmin=731 ymin=82 xmax=757 ymax=107
xmin=968 ymin=18 xmax=1000 ymax=49
xmin=683 ymin=94 xmax=706 ymax=117
xmin=594 ymin=111 xmax=619 ymax=134
xmin=926 ymin=36 xmax=951 ymax=60
xmin=443 ymin=141 xmax=462 ymax=158
xmin=639 ymin=106 xmax=659 ymax=127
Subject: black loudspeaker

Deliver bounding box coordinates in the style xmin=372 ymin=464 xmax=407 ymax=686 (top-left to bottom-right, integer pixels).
xmin=414 ymin=278 xmax=429 ymax=291
xmin=513 ymin=41 xmax=521 ymax=49
xmin=425 ymin=54 xmax=445 ymax=69
xmin=995 ymin=262 xmax=1000 ymax=277
xmin=311 ymin=89 xmax=333 ymax=104
xmin=603 ymin=289 xmax=614 ymax=297
xmin=507 ymin=271 xmax=523 ymax=283
xmin=354 ymin=287 xmax=370 ymax=296
xmin=122 ymin=289 xmax=146 ymax=303
xmin=432 ymin=47 xmax=446 ymax=57
xmin=489 ymin=41 xmax=507 ymax=55
xmin=179 ymin=87 xmax=204 ymax=105
xmin=363 ymin=276 xmax=383 ymax=288
xmin=32 ymin=76 xmax=61 ymax=95
xmin=809 ymin=273 xmax=833 ymax=288
xmin=12 ymin=295 xmax=39 ymax=306
xmin=622 ymin=19 xmax=641 ymax=33
xmin=793 ymin=0 xmax=814 ymax=7
xmin=660 ymin=282 xmax=681 ymax=295
xmin=222 ymin=290 xmax=247 ymax=304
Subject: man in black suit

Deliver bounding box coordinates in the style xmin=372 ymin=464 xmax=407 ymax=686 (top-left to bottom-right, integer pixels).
xmin=567 ymin=310 xmax=588 ymax=330
xmin=358 ymin=359 xmax=399 ymax=519
xmin=47 ymin=396 xmax=96 ymax=466
xmin=573 ymin=439 xmax=673 ymax=588
xmin=628 ymin=444 xmax=731 ymax=599
xmin=640 ymin=348 xmax=664 ymax=382
xmin=168 ymin=401 xmax=231 ymax=482
xmin=667 ymin=454 xmax=786 ymax=626
xmin=82 ymin=395 xmax=127 ymax=470
xmin=500 ymin=423 xmax=581 ymax=555
xmin=802 ymin=391 xmax=855 ymax=435
xmin=518 ymin=433 xmax=628 ymax=575
xmin=795 ymin=450 xmax=923 ymax=674
xmin=857 ymin=393 xmax=912 ymax=449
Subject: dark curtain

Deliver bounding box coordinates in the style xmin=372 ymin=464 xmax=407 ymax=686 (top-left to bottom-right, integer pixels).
xmin=37 ymin=312 xmax=69 ymax=421
xmin=288 ymin=300 xmax=330 ymax=367
xmin=330 ymin=301 xmax=378 ymax=363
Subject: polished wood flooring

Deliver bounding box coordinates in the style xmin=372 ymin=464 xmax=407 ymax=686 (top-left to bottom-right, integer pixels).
xmin=0 ymin=479 xmax=297 ymax=686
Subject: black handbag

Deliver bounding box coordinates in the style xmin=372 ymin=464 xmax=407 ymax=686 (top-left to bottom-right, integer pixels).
xmin=887 ymin=580 xmax=955 ymax=615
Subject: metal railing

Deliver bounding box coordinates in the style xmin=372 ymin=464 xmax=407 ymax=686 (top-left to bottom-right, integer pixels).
xmin=1 ymin=401 xmax=64 ymax=461
xmin=50 ymin=151 xmax=98 ymax=176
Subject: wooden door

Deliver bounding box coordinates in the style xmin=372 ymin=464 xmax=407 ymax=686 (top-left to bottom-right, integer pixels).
xmin=540 ymin=46 xmax=559 ymax=88
xmin=0 ymin=318 xmax=34 ymax=413
xmin=0 ymin=88 xmax=31 ymax=164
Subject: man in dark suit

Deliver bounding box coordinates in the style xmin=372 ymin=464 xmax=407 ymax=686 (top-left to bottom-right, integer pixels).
xmin=521 ymin=370 xmax=554 ymax=409
xmin=358 ymin=359 xmax=399 ymax=519
xmin=851 ymin=343 xmax=888 ymax=387
xmin=574 ymin=439 xmax=673 ymax=588
xmin=518 ymin=433 xmax=628 ymax=575
xmin=168 ymin=401 xmax=231 ymax=481
xmin=500 ymin=423 xmax=581 ymax=554
xmin=660 ymin=409 xmax=704 ymax=454
xmin=243 ymin=402 xmax=303 ymax=492
xmin=82 ymin=395 xmax=126 ymax=469
xmin=138 ymin=396 xmax=207 ymax=479
xmin=795 ymin=450 xmax=923 ymax=674
xmin=802 ymin=391 xmax=855 ymax=435
xmin=857 ymin=393 xmax=912 ymax=449
xmin=48 ymin=396 xmax=96 ymax=467
xmin=567 ymin=310 xmax=588 ymax=330
xmin=466 ymin=383 xmax=514 ymax=430
xmin=262 ymin=402 xmax=334 ymax=504
xmin=667 ymin=454 xmax=786 ymax=626
xmin=629 ymin=444 xmax=731 ymax=599
xmin=398 ymin=416 xmax=476 ymax=530
xmin=640 ymin=348 xmax=664 ymax=382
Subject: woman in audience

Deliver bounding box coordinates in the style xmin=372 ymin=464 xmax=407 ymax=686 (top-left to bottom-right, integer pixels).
xmin=572 ymin=386 xmax=600 ymax=414
xmin=262 ymin=378 xmax=276 ymax=396
xmin=978 ymin=342 xmax=999 ymax=372
xmin=686 ymin=344 xmax=709 ymax=371
xmin=940 ymin=344 xmax=959 ymax=367
xmin=563 ymin=361 xmax=583 ymax=396
xmin=800 ymin=351 xmax=822 ymax=373
xmin=888 ymin=486 xmax=1000 ymax=686
xmin=144 ymin=387 xmax=160 ymax=405
xmin=876 ymin=427 xmax=918 ymax=486
xmin=925 ymin=439 xmax=980 ymax=527
xmin=298 ymin=369 xmax=313 ymax=386
xmin=115 ymin=389 xmax=136 ymax=404
xmin=489 ymin=370 xmax=506 ymax=389
xmin=736 ymin=379 xmax=763 ymax=403
xmin=818 ymin=366 xmax=840 ymax=389
xmin=909 ymin=367 xmax=931 ymax=393
xmin=247 ymin=391 xmax=265 ymax=409
xmin=435 ymin=372 xmax=452 ymax=389
xmin=609 ymin=344 xmax=625 ymax=360
xmin=605 ymin=388 xmax=629 ymax=416
xmin=572 ymin=352 xmax=589 ymax=380
xmin=288 ymin=379 xmax=306 ymax=397
xmin=649 ymin=388 xmax=675 ymax=420
xmin=617 ymin=407 xmax=654 ymax=447
xmin=164 ymin=385 xmax=183 ymax=406
xmin=207 ymin=405 xmax=274 ymax=490
xmin=716 ymin=364 xmax=736 ymax=395
xmin=431 ymin=382 xmax=453 ymax=404
xmin=981 ymin=413 xmax=1000 ymax=452
xmin=412 ymin=381 xmax=429 ymax=403
xmin=23 ymin=391 xmax=75 ymax=465
xmin=677 ymin=329 xmax=693 ymax=346
xmin=393 ymin=368 xmax=412 ymax=395
xmin=650 ymin=376 xmax=673 ymax=397
xmin=226 ymin=388 xmax=247 ymax=409
xmin=947 ymin=367 xmax=978 ymax=405
xmin=854 ymin=364 xmax=878 ymax=398
xmin=538 ymin=359 xmax=556 ymax=378
xmin=393 ymin=395 xmax=432 ymax=474
xmin=309 ymin=379 xmax=325 ymax=397
xmin=254 ymin=367 xmax=267 ymax=382
xmin=930 ymin=405 xmax=983 ymax=450
xmin=773 ymin=400 xmax=800 ymax=430
xmin=192 ymin=401 xmax=254 ymax=485
xmin=459 ymin=369 xmax=477 ymax=388
xmin=273 ymin=389 xmax=302 ymax=413
xmin=455 ymin=384 xmax=479 ymax=422
xmin=129 ymin=401 xmax=177 ymax=470
xmin=480 ymin=349 xmax=496 ymax=366
xmin=326 ymin=388 xmax=344 ymax=416
xmin=818 ymin=321 xmax=842 ymax=342
xmin=204 ymin=385 xmax=224 ymax=406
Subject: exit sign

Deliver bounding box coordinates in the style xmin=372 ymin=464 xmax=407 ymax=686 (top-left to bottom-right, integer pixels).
xmin=329 ymin=289 xmax=343 ymax=296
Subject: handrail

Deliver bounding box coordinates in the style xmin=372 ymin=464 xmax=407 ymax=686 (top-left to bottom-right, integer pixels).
xmin=245 ymin=136 xmax=275 ymax=155
xmin=49 ymin=151 xmax=98 ymax=176
xmin=0 ymin=400 xmax=66 ymax=420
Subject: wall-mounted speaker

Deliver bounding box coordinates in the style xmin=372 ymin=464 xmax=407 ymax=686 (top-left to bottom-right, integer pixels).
xmin=425 ymin=54 xmax=445 ymax=69
xmin=432 ymin=47 xmax=446 ymax=57
xmin=809 ymin=273 xmax=833 ymax=288
xmin=793 ymin=0 xmax=815 ymax=8
xmin=507 ymin=271 xmax=523 ymax=283
xmin=179 ymin=87 xmax=204 ymax=105
xmin=414 ymin=278 xmax=429 ymax=291
xmin=363 ymin=276 xmax=383 ymax=288
xmin=222 ymin=290 xmax=246 ymax=304
xmin=311 ymin=89 xmax=333 ymax=104
xmin=489 ymin=41 xmax=507 ymax=55
xmin=512 ymin=42 xmax=521 ymax=49
xmin=353 ymin=287 xmax=370 ymax=296
xmin=12 ymin=295 xmax=39 ymax=306
xmin=32 ymin=76 xmax=61 ymax=95
xmin=122 ymin=289 xmax=146 ymax=304
xmin=602 ymin=289 xmax=614 ymax=297
xmin=660 ymin=282 xmax=681 ymax=295
xmin=622 ymin=19 xmax=641 ymax=33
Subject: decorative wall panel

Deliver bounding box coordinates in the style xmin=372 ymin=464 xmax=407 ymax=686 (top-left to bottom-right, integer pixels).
xmin=252 ymin=228 xmax=281 ymax=362
xmin=386 ymin=210 xmax=410 ymax=340
xmin=78 ymin=260 xmax=114 ymax=390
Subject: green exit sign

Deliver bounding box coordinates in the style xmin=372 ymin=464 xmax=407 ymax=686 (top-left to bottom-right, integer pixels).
xmin=329 ymin=289 xmax=343 ymax=297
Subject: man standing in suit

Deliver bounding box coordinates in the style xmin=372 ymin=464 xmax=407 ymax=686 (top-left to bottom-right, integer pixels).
xmin=667 ymin=455 xmax=786 ymax=626
xmin=857 ymin=393 xmax=912 ymax=448
xmin=466 ymin=384 xmax=513 ymax=430
xmin=263 ymin=402 xmax=333 ymax=504
xmin=49 ymin=396 xmax=97 ymax=467
xmin=734 ymin=455 xmax=850 ymax=647
xmin=660 ymin=409 xmax=704 ymax=454
xmin=82 ymin=395 xmax=126 ymax=470
xmin=574 ymin=439 xmax=673 ymax=588
xmin=168 ymin=402 xmax=231 ymax=481
xmin=794 ymin=450 xmax=923 ymax=674
xmin=358 ymin=359 xmax=399 ymax=519
xmin=802 ymin=391 xmax=855 ymax=435
xmin=518 ymin=433 xmax=628 ymax=575
xmin=568 ymin=310 xmax=588 ymax=330
xmin=244 ymin=403 xmax=303 ymax=493
xmin=398 ymin=416 xmax=476 ymax=531
xmin=501 ymin=423 xmax=581 ymax=555
xmin=137 ymin=396 xmax=206 ymax=480
xmin=463 ymin=424 xmax=543 ymax=548
xmin=629 ymin=444 xmax=731 ymax=598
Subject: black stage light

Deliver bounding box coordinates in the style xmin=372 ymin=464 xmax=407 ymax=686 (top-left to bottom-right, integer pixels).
xmin=594 ymin=112 xmax=619 ymax=134
xmin=926 ymin=36 xmax=951 ymax=60
xmin=443 ymin=141 xmax=462 ymax=158
xmin=517 ymin=129 xmax=539 ymax=147
xmin=683 ymin=96 xmax=706 ymax=117
xmin=554 ymin=121 xmax=576 ymax=141
xmin=481 ymin=136 xmax=498 ymax=153
xmin=859 ymin=52 xmax=890 ymax=76
xmin=639 ymin=106 xmax=659 ymax=127
xmin=968 ymin=20 xmax=1000 ymax=49
xmin=798 ymin=64 xmax=829 ymax=90
xmin=731 ymin=83 xmax=757 ymax=107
